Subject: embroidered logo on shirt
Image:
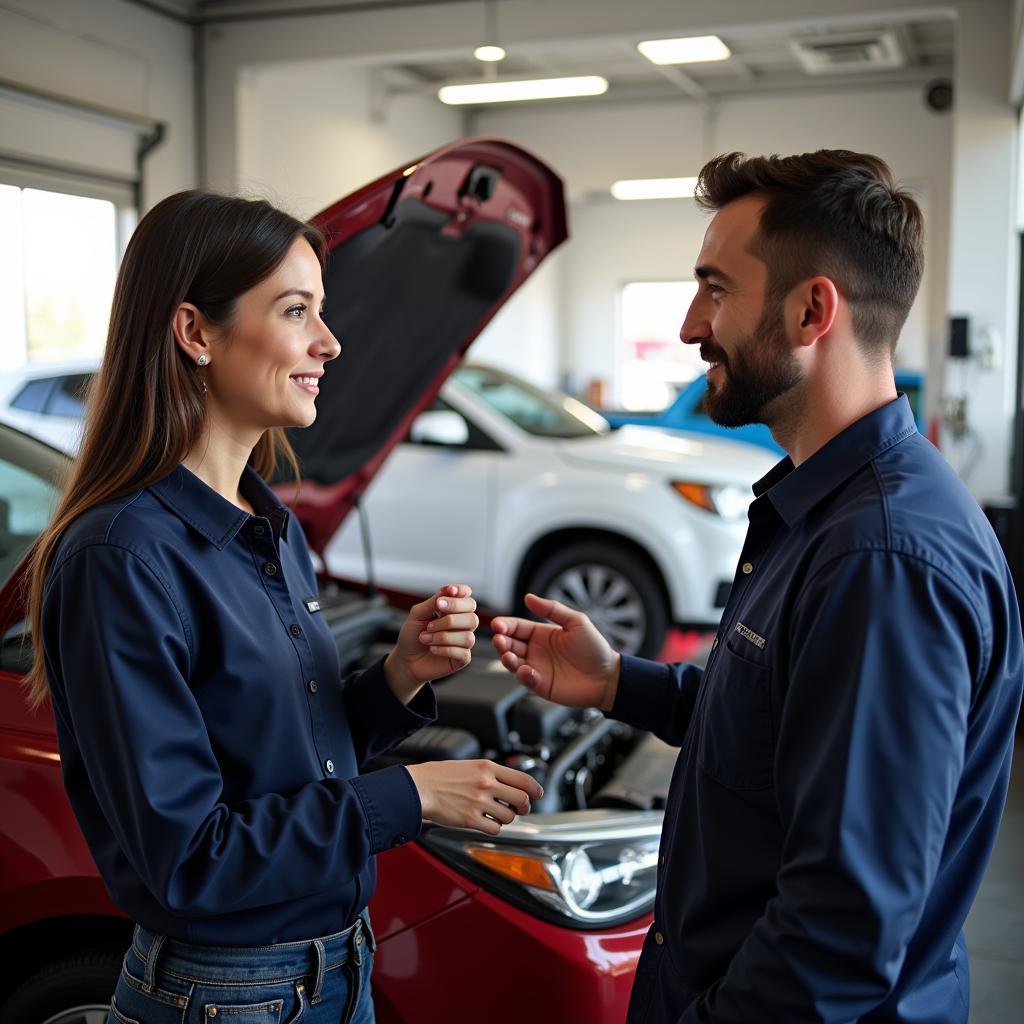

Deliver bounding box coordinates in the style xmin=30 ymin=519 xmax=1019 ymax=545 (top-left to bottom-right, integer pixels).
xmin=735 ymin=621 xmax=766 ymax=649
xmin=303 ymin=597 xmax=322 ymax=613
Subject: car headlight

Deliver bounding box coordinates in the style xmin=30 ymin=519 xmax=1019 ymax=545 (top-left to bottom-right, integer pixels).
xmin=419 ymin=809 xmax=662 ymax=928
xmin=671 ymin=481 xmax=751 ymax=520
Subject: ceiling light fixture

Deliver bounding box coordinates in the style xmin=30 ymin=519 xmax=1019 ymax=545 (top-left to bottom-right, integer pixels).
xmin=474 ymin=1 xmax=506 ymax=64
xmin=474 ymin=45 xmax=507 ymax=62
xmin=611 ymin=177 xmax=699 ymax=200
xmin=637 ymin=35 xmax=731 ymax=65
xmin=439 ymin=76 xmax=609 ymax=105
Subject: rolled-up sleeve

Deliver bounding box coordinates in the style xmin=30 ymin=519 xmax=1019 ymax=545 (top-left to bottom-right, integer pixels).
xmin=43 ymin=542 xmax=424 ymax=917
xmin=682 ymin=550 xmax=977 ymax=1023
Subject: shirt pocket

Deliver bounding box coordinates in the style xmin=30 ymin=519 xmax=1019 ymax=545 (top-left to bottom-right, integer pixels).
xmin=696 ymin=640 xmax=774 ymax=791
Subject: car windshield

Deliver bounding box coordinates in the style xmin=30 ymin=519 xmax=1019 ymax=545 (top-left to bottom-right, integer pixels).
xmin=454 ymin=365 xmax=609 ymax=439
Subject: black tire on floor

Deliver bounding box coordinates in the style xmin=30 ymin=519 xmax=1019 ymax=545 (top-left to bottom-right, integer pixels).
xmin=524 ymin=541 xmax=669 ymax=659
xmin=0 ymin=946 xmax=122 ymax=1024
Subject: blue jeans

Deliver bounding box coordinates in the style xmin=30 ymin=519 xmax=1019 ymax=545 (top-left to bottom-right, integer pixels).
xmin=107 ymin=913 xmax=376 ymax=1024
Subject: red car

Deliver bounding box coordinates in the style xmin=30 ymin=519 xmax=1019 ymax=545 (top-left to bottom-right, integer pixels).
xmin=0 ymin=139 xmax=669 ymax=1024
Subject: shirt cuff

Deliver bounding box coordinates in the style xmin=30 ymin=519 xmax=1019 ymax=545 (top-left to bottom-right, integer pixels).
xmin=350 ymin=764 xmax=423 ymax=853
xmin=607 ymin=655 xmax=676 ymax=733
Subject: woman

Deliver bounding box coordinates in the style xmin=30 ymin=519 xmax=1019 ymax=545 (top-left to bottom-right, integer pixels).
xmin=24 ymin=190 xmax=542 ymax=1024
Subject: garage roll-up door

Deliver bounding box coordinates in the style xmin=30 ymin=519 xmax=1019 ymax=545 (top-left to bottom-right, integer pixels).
xmin=0 ymin=77 xmax=162 ymax=210
xmin=0 ymin=5 xmax=164 ymax=209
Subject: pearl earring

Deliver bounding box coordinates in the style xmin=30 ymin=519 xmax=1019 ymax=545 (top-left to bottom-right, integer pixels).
xmin=196 ymin=355 xmax=209 ymax=366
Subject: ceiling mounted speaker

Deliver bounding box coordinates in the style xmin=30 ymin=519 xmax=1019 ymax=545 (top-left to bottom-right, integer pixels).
xmin=925 ymin=79 xmax=954 ymax=113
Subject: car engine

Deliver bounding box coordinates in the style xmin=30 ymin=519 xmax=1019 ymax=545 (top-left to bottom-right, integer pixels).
xmin=355 ymin=638 xmax=679 ymax=815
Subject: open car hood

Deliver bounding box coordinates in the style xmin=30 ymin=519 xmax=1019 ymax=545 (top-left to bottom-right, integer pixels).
xmin=281 ymin=138 xmax=567 ymax=555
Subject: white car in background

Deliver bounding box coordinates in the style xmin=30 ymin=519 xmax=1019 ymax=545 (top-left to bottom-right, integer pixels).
xmin=325 ymin=363 xmax=775 ymax=656
xmin=0 ymin=360 xmax=776 ymax=657
xmin=0 ymin=360 xmax=92 ymax=452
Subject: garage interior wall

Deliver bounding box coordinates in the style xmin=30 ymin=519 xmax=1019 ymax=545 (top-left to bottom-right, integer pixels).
xmin=472 ymin=87 xmax=951 ymax=402
xmin=0 ymin=0 xmax=196 ymax=208
xmin=236 ymin=59 xmax=464 ymax=217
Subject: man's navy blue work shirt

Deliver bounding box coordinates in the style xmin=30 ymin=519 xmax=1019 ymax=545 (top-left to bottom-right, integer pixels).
xmin=42 ymin=463 xmax=436 ymax=945
xmin=611 ymin=396 xmax=1023 ymax=1023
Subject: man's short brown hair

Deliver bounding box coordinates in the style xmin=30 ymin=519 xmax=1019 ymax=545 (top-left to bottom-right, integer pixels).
xmin=695 ymin=150 xmax=924 ymax=357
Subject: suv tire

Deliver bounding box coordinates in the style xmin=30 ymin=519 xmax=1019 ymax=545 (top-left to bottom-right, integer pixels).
xmin=524 ymin=542 xmax=669 ymax=658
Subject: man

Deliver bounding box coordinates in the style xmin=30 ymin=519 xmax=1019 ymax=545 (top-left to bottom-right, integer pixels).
xmin=491 ymin=150 xmax=1023 ymax=1023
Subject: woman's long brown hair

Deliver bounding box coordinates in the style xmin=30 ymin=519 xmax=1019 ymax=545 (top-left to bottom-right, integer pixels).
xmin=23 ymin=190 xmax=325 ymax=709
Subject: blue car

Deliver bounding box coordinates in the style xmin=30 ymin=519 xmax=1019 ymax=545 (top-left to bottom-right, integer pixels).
xmin=601 ymin=370 xmax=925 ymax=455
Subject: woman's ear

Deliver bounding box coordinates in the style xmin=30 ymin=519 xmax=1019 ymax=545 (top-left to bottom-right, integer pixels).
xmin=171 ymin=303 xmax=213 ymax=366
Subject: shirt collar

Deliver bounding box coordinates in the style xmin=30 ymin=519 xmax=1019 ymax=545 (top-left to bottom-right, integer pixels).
xmin=752 ymin=394 xmax=918 ymax=528
xmin=150 ymin=464 xmax=291 ymax=549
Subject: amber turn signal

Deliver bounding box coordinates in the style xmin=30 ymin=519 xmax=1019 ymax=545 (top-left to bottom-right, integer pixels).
xmin=466 ymin=847 xmax=556 ymax=890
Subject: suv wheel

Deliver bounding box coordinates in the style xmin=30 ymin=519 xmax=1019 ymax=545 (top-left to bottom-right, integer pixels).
xmin=524 ymin=542 xmax=669 ymax=658
xmin=0 ymin=947 xmax=122 ymax=1024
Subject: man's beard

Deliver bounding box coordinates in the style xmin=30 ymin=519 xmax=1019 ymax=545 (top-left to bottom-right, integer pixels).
xmin=702 ymin=300 xmax=803 ymax=428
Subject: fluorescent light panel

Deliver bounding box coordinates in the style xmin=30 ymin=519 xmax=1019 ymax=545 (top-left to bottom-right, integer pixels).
xmin=438 ymin=75 xmax=608 ymax=105
xmin=637 ymin=35 xmax=731 ymax=65
xmin=611 ymin=177 xmax=699 ymax=200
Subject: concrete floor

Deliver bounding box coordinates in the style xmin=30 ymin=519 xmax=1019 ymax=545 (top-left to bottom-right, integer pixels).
xmin=965 ymin=736 xmax=1024 ymax=1021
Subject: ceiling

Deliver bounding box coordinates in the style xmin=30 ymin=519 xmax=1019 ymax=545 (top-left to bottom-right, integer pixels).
xmin=141 ymin=1 xmax=955 ymax=104
xmin=396 ymin=20 xmax=954 ymax=102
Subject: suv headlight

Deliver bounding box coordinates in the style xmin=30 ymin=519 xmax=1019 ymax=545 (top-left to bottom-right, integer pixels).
xmin=671 ymin=481 xmax=751 ymax=520
xmin=419 ymin=809 xmax=662 ymax=928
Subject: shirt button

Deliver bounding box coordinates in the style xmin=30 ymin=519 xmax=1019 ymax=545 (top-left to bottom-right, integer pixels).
xmin=741 ymin=562 xmax=754 ymax=575
xmin=654 ymin=931 xmax=664 ymax=945
xmin=308 ymin=679 xmax=318 ymax=694
xmin=392 ymin=834 xmax=408 ymax=847
xmin=325 ymin=759 xmax=334 ymax=773
xmin=290 ymin=624 xmax=302 ymax=637
xmin=711 ymin=638 xmax=719 ymax=652
xmin=264 ymin=562 xmax=278 ymax=576
xmin=252 ymin=523 xmax=265 ymax=537
xmin=659 ymin=854 xmax=666 ymax=867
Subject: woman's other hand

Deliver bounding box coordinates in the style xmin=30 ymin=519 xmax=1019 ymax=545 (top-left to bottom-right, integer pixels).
xmin=405 ymin=760 xmax=544 ymax=836
xmin=384 ymin=584 xmax=478 ymax=702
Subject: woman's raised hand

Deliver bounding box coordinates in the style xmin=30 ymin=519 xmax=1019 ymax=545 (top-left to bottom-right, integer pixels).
xmin=385 ymin=584 xmax=478 ymax=700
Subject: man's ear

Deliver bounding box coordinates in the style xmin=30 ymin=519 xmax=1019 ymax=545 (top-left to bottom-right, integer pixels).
xmin=790 ymin=276 xmax=840 ymax=349
xmin=171 ymin=302 xmax=214 ymax=365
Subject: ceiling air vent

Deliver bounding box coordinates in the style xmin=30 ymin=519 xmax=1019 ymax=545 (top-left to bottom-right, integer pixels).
xmin=790 ymin=29 xmax=905 ymax=75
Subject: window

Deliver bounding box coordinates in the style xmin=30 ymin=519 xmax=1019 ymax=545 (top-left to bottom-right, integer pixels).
xmin=47 ymin=374 xmax=93 ymax=418
xmin=407 ymin=396 xmax=503 ymax=452
xmin=0 ymin=183 xmax=129 ymax=370
xmin=9 ymin=379 xmax=55 ymax=414
xmin=455 ymin=364 xmax=607 ymax=439
xmin=617 ymin=281 xmax=701 ymax=411
xmin=9 ymin=373 xmax=93 ymax=419
xmin=0 ymin=427 xmax=64 ymax=590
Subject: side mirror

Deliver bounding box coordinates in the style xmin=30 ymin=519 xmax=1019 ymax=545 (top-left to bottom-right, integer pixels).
xmin=410 ymin=409 xmax=470 ymax=447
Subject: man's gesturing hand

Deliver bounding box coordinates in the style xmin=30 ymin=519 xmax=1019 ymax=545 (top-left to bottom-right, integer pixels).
xmin=490 ymin=593 xmax=621 ymax=711
xmin=406 ymin=760 xmax=544 ymax=837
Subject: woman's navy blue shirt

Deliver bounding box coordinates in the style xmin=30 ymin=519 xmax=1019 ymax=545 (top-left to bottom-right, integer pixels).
xmin=42 ymin=463 xmax=435 ymax=945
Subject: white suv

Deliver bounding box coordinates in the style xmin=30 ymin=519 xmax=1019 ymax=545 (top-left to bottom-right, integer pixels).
xmin=325 ymin=363 xmax=775 ymax=656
